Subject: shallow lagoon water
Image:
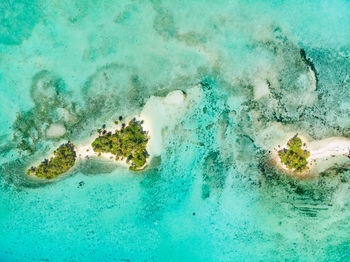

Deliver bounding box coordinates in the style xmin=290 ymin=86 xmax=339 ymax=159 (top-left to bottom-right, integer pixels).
xmin=1 ymin=0 xmax=350 ymax=261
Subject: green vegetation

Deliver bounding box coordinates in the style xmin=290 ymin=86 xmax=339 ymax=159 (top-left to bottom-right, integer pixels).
xmin=28 ymin=142 xmax=76 ymax=179
xmin=278 ymin=135 xmax=310 ymax=173
xmin=91 ymin=120 xmax=149 ymax=170
xmin=26 ymin=118 xmax=149 ymax=179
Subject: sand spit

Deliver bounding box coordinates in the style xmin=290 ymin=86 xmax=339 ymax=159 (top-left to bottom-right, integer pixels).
xmin=309 ymin=137 xmax=350 ymax=160
xmin=272 ymin=135 xmax=350 ymax=178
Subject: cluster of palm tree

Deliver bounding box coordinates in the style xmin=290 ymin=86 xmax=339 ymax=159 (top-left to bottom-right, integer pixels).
xmin=92 ymin=119 xmax=149 ymax=170
xmin=27 ymin=142 xmax=77 ymax=179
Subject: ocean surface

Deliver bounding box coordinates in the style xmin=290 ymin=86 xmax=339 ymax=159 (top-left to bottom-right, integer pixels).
xmin=1 ymin=0 xmax=350 ymax=261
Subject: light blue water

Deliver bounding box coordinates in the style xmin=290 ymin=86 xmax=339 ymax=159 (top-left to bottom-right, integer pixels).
xmin=1 ymin=0 xmax=350 ymax=261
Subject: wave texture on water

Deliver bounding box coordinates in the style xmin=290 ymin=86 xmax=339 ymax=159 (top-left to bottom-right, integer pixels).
xmin=0 ymin=0 xmax=350 ymax=261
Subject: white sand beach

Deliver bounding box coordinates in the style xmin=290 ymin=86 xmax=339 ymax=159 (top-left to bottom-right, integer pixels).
xmin=139 ymin=86 xmax=203 ymax=157
xmin=73 ymin=87 xmax=203 ymax=168
xmin=272 ymin=135 xmax=350 ymax=177
xmin=29 ymin=87 xmax=203 ymax=174
xmin=309 ymin=137 xmax=350 ymax=160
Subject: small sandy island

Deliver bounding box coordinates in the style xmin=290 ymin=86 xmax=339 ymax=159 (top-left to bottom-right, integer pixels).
xmin=74 ymin=122 xmax=136 ymax=169
xmin=76 ymin=87 xmax=203 ymax=165
xmin=28 ymin=86 xmax=204 ymax=179
xmin=272 ymin=135 xmax=350 ymax=178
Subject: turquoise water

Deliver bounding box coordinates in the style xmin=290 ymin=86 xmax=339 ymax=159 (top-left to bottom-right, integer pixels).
xmin=1 ymin=0 xmax=350 ymax=261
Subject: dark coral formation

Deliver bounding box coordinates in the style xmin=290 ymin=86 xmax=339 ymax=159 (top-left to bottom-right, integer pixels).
xmin=13 ymin=70 xmax=76 ymax=154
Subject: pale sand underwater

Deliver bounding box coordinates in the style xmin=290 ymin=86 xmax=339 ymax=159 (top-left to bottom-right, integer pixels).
xmin=1 ymin=0 xmax=350 ymax=261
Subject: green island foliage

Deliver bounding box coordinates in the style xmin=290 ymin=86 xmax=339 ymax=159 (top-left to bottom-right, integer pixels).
xmin=91 ymin=119 xmax=149 ymax=170
xmin=27 ymin=142 xmax=77 ymax=179
xmin=278 ymin=135 xmax=310 ymax=173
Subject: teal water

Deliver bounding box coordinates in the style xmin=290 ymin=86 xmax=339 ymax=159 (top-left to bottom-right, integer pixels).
xmin=1 ymin=0 xmax=350 ymax=261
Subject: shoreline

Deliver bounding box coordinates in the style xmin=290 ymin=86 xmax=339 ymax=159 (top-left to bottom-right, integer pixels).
xmin=28 ymin=117 xmax=152 ymax=179
xmin=75 ymin=117 xmax=152 ymax=170
xmin=27 ymin=87 xmax=205 ymax=179
xmin=271 ymin=134 xmax=312 ymax=178
xmin=272 ymin=135 xmax=350 ymax=178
